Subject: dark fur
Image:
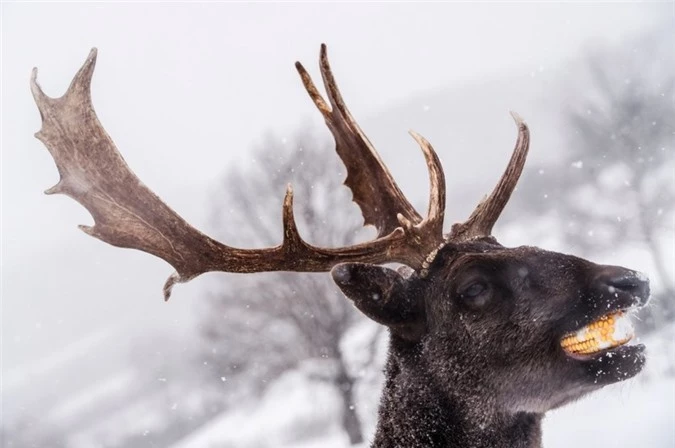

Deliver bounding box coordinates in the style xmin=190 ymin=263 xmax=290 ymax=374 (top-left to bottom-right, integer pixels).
xmin=332 ymin=238 xmax=649 ymax=448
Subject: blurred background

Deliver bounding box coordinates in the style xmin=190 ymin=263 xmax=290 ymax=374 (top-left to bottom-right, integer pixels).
xmin=1 ymin=3 xmax=673 ymax=447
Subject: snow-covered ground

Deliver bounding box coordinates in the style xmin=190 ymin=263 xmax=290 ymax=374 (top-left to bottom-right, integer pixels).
xmin=544 ymin=377 xmax=674 ymax=448
xmin=168 ymin=325 xmax=674 ymax=448
xmin=170 ymin=371 xmax=346 ymax=448
xmin=167 ymin=378 xmax=675 ymax=448
xmin=170 ymin=376 xmax=674 ymax=448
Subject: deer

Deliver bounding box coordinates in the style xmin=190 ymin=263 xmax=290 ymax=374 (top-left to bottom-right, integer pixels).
xmin=30 ymin=45 xmax=650 ymax=448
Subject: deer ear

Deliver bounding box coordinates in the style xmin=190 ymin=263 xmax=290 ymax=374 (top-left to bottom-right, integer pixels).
xmin=331 ymin=263 xmax=426 ymax=340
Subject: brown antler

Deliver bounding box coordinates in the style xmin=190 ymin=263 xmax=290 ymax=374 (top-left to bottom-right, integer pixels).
xmin=295 ymin=44 xmax=446 ymax=240
xmin=30 ymin=47 xmax=447 ymax=299
xmin=448 ymin=112 xmax=530 ymax=241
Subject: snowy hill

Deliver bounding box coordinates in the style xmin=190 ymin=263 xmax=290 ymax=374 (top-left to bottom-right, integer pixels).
xmin=167 ymin=324 xmax=675 ymax=448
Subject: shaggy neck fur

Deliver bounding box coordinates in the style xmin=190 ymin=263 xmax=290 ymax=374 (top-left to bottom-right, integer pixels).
xmin=372 ymin=337 xmax=543 ymax=448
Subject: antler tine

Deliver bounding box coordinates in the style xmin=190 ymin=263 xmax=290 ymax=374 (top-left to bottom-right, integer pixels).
xmin=157 ymin=184 xmax=325 ymax=298
xmin=295 ymin=44 xmax=421 ymax=238
xmin=32 ymin=48 xmax=97 ymax=111
xmin=317 ymin=44 xmax=353 ymax=120
xmin=408 ymin=130 xmax=446 ymax=240
xmin=294 ymin=61 xmax=332 ymax=121
xmin=450 ymin=112 xmax=530 ymax=241
xmin=281 ymin=184 xmax=311 ymax=253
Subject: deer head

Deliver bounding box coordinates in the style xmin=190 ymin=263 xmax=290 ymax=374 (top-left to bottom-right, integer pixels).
xmin=31 ymin=46 xmax=649 ymax=443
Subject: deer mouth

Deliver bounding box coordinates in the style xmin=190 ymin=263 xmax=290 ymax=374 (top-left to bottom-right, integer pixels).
xmin=560 ymin=311 xmax=635 ymax=359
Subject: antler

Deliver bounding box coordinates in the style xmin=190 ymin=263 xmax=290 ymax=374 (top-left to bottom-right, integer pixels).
xmin=295 ymin=45 xmax=446 ymax=240
xmin=449 ymin=112 xmax=530 ymax=241
xmin=30 ymin=47 xmax=447 ymax=299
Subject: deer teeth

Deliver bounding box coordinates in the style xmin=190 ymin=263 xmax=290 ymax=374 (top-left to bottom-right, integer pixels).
xmin=560 ymin=311 xmax=634 ymax=356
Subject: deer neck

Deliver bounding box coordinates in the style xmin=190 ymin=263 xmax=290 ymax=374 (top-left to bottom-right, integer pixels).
xmin=372 ymin=338 xmax=543 ymax=448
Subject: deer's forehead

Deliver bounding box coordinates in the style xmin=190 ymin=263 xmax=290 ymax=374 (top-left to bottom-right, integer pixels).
xmin=434 ymin=244 xmax=582 ymax=276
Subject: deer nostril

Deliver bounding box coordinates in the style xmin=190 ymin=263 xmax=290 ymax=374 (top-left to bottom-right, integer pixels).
xmin=608 ymin=276 xmax=638 ymax=292
xmin=601 ymin=270 xmax=651 ymax=306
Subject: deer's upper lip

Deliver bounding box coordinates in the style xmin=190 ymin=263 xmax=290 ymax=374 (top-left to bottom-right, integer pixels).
xmin=561 ymin=285 xmax=647 ymax=338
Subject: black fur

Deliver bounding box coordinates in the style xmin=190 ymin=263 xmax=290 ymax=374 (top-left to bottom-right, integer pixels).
xmin=332 ymin=238 xmax=648 ymax=447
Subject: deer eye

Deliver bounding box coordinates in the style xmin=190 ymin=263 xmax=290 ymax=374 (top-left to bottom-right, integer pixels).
xmin=461 ymin=282 xmax=486 ymax=298
xmin=458 ymin=281 xmax=490 ymax=308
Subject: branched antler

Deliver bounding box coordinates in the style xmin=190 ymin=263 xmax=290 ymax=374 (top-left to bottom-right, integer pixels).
xmin=31 ymin=45 xmax=530 ymax=298
xmin=30 ymin=46 xmax=455 ymax=299
xmin=295 ymin=45 xmax=446 ymax=239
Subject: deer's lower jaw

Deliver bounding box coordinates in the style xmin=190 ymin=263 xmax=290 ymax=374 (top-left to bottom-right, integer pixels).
xmin=560 ymin=311 xmax=635 ymax=358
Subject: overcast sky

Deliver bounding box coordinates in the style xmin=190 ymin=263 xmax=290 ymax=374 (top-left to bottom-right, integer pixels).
xmin=1 ymin=2 xmax=669 ymax=409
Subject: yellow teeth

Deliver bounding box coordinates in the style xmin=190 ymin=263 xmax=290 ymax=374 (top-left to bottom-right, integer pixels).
xmin=561 ymin=311 xmax=634 ymax=356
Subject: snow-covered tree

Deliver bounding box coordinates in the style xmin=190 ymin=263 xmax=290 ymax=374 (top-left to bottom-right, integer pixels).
xmin=199 ymin=129 xmax=374 ymax=444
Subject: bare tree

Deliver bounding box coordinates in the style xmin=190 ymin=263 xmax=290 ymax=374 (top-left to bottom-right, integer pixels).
xmin=198 ymin=129 xmax=371 ymax=444
xmin=516 ymin=28 xmax=674 ymax=328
